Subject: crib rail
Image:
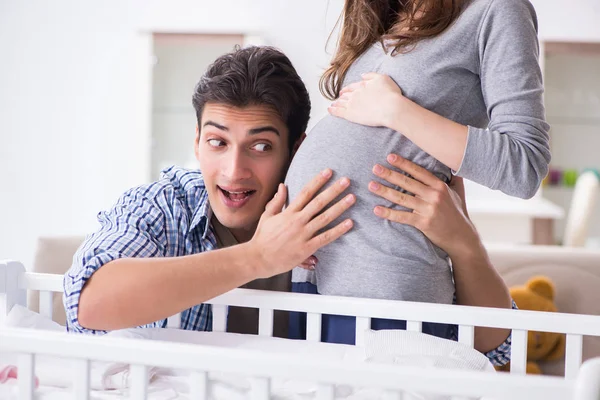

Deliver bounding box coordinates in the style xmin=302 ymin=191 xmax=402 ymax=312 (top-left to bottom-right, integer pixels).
xmin=3 ymin=260 xmax=600 ymax=380
xmin=0 ymin=327 xmax=580 ymax=400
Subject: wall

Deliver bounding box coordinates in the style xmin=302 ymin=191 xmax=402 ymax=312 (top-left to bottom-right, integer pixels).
xmin=0 ymin=0 xmax=344 ymax=269
xmin=1 ymin=0 xmax=599 ymax=268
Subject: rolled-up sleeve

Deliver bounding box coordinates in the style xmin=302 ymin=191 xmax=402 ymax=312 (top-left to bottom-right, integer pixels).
xmin=63 ymin=186 xmax=167 ymax=334
xmin=455 ymin=0 xmax=551 ymax=199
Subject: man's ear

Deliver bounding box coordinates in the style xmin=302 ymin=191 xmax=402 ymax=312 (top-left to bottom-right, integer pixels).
xmin=291 ymin=133 xmax=307 ymax=158
xmin=194 ymin=124 xmax=201 ymax=161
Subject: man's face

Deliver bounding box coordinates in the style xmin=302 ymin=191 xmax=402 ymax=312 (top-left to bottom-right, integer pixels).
xmin=195 ymin=103 xmax=291 ymax=241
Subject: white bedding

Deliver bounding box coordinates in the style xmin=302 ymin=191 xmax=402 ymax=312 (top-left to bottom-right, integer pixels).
xmin=0 ymin=305 xmax=496 ymax=400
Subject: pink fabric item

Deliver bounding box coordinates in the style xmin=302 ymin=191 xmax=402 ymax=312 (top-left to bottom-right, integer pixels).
xmin=0 ymin=365 xmax=39 ymax=387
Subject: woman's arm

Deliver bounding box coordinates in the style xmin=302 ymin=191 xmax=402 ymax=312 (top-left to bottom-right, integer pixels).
xmin=330 ymin=73 xmax=468 ymax=172
xmin=368 ymin=154 xmax=512 ymax=353
xmin=329 ymin=0 xmax=551 ymax=199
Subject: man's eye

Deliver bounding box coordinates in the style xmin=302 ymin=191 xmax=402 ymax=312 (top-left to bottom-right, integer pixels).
xmin=207 ymin=139 xmax=224 ymax=147
xmin=253 ymin=143 xmax=272 ymax=152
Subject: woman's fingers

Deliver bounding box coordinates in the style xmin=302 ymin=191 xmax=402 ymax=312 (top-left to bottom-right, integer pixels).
xmin=361 ymin=72 xmax=379 ymax=81
xmin=298 ymin=255 xmax=318 ymax=271
xmin=339 ymin=81 xmax=363 ymax=95
xmin=368 ymin=180 xmax=427 ymax=213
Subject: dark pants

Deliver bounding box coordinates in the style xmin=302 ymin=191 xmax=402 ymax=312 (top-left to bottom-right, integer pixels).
xmin=289 ymin=282 xmax=455 ymax=345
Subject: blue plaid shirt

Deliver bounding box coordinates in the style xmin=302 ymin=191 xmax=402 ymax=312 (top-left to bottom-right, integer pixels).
xmin=63 ymin=165 xmax=513 ymax=366
xmin=64 ymin=166 xmax=217 ymax=334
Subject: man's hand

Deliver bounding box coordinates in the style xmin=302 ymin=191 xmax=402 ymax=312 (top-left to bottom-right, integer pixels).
xmin=249 ymin=169 xmax=355 ymax=278
xmin=368 ymin=154 xmax=478 ymax=257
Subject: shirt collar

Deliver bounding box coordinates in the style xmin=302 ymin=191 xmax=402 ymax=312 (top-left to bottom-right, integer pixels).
xmin=189 ymin=189 xmax=213 ymax=238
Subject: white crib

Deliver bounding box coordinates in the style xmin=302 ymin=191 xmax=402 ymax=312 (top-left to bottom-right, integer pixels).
xmin=2 ymin=259 xmax=600 ymax=400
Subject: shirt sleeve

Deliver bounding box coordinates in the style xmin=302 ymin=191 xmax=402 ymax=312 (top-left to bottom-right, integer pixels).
xmin=63 ymin=186 xmax=168 ymax=334
xmin=455 ymin=0 xmax=551 ymax=199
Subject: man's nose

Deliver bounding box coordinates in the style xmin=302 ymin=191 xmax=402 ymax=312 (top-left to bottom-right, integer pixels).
xmin=223 ymin=151 xmax=252 ymax=181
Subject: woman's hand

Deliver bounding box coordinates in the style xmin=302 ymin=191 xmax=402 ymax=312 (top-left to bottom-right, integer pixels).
xmin=328 ymin=73 xmax=404 ymax=128
xmin=368 ymin=154 xmax=478 ymax=256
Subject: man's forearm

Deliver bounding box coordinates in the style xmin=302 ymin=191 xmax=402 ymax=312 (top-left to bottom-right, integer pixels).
xmin=77 ymin=243 xmax=259 ymax=331
xmin=449 ymin=240 xmax=512 ymax=353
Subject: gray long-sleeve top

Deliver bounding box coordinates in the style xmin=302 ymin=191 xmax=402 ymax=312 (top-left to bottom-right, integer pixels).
xmin=285 ymin=0 xmax=551 ymax=302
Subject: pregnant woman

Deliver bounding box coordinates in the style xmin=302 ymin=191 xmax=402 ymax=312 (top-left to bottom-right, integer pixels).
xmin=286 ymin=0 xmax=547 ymax=344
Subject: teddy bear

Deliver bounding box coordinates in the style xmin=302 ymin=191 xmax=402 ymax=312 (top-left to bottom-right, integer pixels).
xmin=496 ymin=276 xmax=565 ymax=374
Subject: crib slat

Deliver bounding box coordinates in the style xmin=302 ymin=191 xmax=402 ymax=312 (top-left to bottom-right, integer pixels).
xmin=130 ymin=365 xmax=148 ymax=400
xmin=258 ymin=308 xmax=274 ymax=337
xmin=167 ymin=313 xmax=180 ymax=328
xmin=406 ymin=320 xmax=422 ymax=332
xmin=39 ymin=291 xmax=54 ymax=320
xmin=510 ymin=329 xmax=528 ymax=374
xmin=458 ymin=325 xmax=475 ymax=348
xmin=566 ymin=334 xmax=584 ymax=379
xmin=355 ymin=317 xmax=371 ymax=346
xmin=317 ymin=383 xmax=335 ymax=400
xmin=212 ymin=305 xmax=228 ymax=332
xmin=73 ymin=359 xmax=90 ymax=400
xmin=382 ymin=390 xmax=403 ymax=400
xmin=307 ymin=312 xmax=322 ymax=342
xmin=190 ymin=371 xmax=208 ymax=400
xmin=18 ymin=354 xmax=35 ymax=400
xmin=250 ymin=377 xmax=270 ymax=400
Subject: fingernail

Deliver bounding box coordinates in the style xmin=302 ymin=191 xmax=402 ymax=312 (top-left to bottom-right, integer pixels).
xmin=322 ymin=169 xmax=332 ymax=178
xmin=345 ymin=194 xmax=355 ymax=203
xmin=374 ymin=165 xmax=383 ymax=174
xmin=344 ymin=220 xmax=353 ymax=228
xmin=374 ymin=207 xmax=383 ymax=216
xmin=369 ymin=182 xmax=380 ymax=191
xmin=388 ymin=154 xmax=397 ymax=163
xmin=339 ymin=177 xmax=350 ymax=186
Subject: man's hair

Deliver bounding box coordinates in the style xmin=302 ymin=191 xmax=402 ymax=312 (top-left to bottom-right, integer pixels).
xmin=192 ymin=46 xmax=311 ymax=154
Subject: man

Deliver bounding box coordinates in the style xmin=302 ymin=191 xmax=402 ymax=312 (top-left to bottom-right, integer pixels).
xmin=64 ymin=45 xmax=353 ymax=334
xmin=63 ymin=45 xmax=512 ymax=366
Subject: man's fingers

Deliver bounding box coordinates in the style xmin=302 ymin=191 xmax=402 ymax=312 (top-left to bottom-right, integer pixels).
xmin=308 ymin=219 xmax=354 ymax=251
xmin=386 ymin=154 xmax=443 ymax=189
xmin=301 ymin=177 xmax=351 ymax=221
xmin=372 ymin=164 xmax=430 ymax=199
xmin=288 ymin=169 xmax=334 ymax=212
xmin=306 ymin=192 xmax=356 ymax=233
xmin=367 ymin=181 xmax=425 ymax=212
xmin=263 ymin=184 xmax=287 ymax=217
xmin=373 ymin=206 xmax=419 ymax=227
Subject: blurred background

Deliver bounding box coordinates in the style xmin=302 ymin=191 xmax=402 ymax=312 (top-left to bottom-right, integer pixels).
xmin=1 ymin=0 xmax=599 ymax=269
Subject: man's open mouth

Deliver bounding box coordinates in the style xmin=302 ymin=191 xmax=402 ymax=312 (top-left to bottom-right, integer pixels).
xmin=218 ymin=186 xmax=257 ymax=202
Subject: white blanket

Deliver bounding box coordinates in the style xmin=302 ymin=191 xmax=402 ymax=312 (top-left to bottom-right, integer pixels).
xmin=0 ymin=305 xmax=497 ymax=399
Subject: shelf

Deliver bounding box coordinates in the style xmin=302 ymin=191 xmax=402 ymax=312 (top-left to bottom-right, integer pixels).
xmin=546 ymin=116 xmax=600 ymax=126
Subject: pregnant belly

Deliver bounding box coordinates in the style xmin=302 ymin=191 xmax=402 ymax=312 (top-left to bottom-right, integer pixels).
xmin=284 ymin=116 xmax=453 ymax=302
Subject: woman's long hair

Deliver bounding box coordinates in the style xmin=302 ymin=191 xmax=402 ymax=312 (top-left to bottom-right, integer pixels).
xmin=320 ymin=0 xmax=465 ymax=100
